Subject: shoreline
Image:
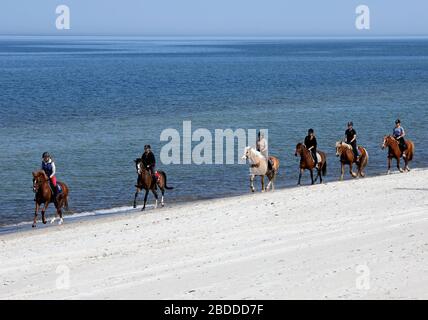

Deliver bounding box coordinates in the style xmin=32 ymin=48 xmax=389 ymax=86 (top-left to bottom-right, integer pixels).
xmin=1 ymin=168 xmax=427 ymax=299
xmin=2 ymin=166 xmax=426 ymax=237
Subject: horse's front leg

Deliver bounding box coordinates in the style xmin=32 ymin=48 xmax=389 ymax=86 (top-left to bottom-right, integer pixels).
xmin=386 ymin=157 xmax=391 ymax=174
xmin=142 ymin=189 xmax=149 ymax=211
xmin=310 ymin=169 xmax=314 ymax=185
xmin=260 ymin=176 xmax=265 ymax=192
xmin=339 ymin=162 xmax=345 ymax=181
xmin=250 ymin=175 xmax=255 ymax=192
xmin=397 ymin=157 xmax=403 ymax=173
xmin=32 ymin=202 xmax=40 ymax=228
xmin=40 ymin=201 xmax=49 ymax=224
xmin=152 ymin=189 xmax=159 ymax=208
xmin=298 ymin=169 xmax=303 ymax=186
xmin=133 ymin=188 xmax=140 ymax=208
xmin=350 ymin=163 xmax=357 ymax=178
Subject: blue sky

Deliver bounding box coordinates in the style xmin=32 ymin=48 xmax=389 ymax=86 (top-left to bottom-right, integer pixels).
xmin=0 ymin=0 xmax=427 ymax=36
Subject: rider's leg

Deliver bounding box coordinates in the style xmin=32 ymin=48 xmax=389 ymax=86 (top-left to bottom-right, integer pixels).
xmin=352 ymin=143 xmax=359 ymax=161
xmin=312 ymin=149 xmax=318 ymax=165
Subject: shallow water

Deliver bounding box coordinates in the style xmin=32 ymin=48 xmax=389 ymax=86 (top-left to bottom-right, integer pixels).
xmin=0 ymin=36 xmax=427 ymax=228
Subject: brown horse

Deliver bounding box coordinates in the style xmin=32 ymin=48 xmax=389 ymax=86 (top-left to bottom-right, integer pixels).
xmin=133 ymin=158 xmax=173 ymax=211
xmin=382 ymin=135 xmax=414 ymax=174
xmin=335 ymin=141 xmax=369 ymax=180
xmin=294 ymin=143 xmax=327 ymax=185
xmin=241 ymin=147 xmax=280 ymax=192
xmin=32 ymin=170 xmax=69 ymax=227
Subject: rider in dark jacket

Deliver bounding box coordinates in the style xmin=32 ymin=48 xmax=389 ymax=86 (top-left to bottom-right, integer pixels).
xmin=345 ymin=121 xmax=359 ymax=162
xmin=141 ymin=145 xmax=157 ymax=181
xmin=304 ymin=129 xmax=318 ymax=165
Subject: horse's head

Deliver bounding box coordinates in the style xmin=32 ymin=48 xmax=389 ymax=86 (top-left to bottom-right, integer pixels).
xmin=32 ymin=171 xmax=47 ymax=193
xmin=241 ymin=146 xmax=252 ymax=160
xmin=382 ymin=135 xmax=393 ymax=150
xmin=134 ymin=158 xmax=142 ymax=174
xmin=335 ymin=141 xmax=342 ymax=157
xmin=335 ymin=141 xmax=351 ymax=157
xmin=295 ymin=143 xmax=303 ymax=157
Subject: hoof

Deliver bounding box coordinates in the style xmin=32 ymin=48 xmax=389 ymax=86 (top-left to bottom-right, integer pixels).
xmin=42 ymin=219 xmax=47 ymax=224
xmin=50 ymin=218 xmax=56 ymax=224
xmin=386 ymin=170 xmax=391 ymax=175
xmin=32 ymin=223 xmax=36 ymax=228
xmin=161 ymin=203 xmax=165 ymax=207
xmin=141 ymin=207 xmax=145 ymax=211
xmin=58 ymin=218 xmax=63 ymax=225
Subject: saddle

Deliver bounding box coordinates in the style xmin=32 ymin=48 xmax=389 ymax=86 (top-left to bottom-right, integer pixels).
xmin=311 ymin=152 xmax=322 ymax=163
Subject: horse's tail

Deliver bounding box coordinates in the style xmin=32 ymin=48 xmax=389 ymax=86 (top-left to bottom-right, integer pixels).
xmin=407 ymin=141 xmax=415 ymax=161
xmin=322 ymin=159 xmax=327 ymax=176
xmin=159 ymin=171 xmax=174 ymax=190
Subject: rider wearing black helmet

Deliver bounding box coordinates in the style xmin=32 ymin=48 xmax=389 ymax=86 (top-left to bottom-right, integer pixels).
xmin=141 ymin=145 xmax=157 ymax=182
xmin=345 ymin=121 xmax=359 ymax=162
xmin=393 ymin=119 xmax=407 ymax=156
xmin=304 ymin=128 xmax=318 ymax=165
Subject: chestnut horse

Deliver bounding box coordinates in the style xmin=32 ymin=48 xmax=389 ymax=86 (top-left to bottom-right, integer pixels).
xmin=335 ymin=141 xmax=369 ymax=180
xmin=32 ymin=170 xmax=69 ymax=227
xmin=294 ymin=143 xmax=327 ymax=185
xmin=133 ymin=158 xmax=173 ymax=211
xmin=382 ymin=135 xmax=414 ymax=174
xmin=241 ymin=147 xmax=280 ymax=192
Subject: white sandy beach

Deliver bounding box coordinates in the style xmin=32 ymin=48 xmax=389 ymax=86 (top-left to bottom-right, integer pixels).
xmin=0 ymin=169 xmax=427 ymax=300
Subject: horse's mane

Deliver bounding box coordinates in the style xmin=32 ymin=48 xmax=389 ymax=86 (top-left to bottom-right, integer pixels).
xmin=336 ymin=141 xmax=353 ymax=150
xmin=33 ymin=170 xmax=48 ymax=179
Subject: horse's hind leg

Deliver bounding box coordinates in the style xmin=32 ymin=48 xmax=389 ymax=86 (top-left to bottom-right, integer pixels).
xmin=160 ymin=188 xmax=165 ymax=207
xmin=32 ymin=203 xmax=40 ymax=228
xmin=261 ymin=176 xmax=265 ymax=192
xmin=310 ymin=170 xmax=314 ymax=185
xmin=250 ymin=175 xmax=255 ymax=192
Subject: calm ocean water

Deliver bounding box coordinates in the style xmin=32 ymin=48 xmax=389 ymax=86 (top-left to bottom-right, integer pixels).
xmin=0 ymin=36 xmax=427 ymax=229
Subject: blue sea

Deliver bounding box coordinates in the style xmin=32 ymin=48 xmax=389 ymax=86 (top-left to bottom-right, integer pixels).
xmin=0 ymin=36 xmax=427 ymax=230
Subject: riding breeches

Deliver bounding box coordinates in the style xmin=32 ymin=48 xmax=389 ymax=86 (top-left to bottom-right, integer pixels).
xmin=397 ymin=137 xmax=407 ymax=152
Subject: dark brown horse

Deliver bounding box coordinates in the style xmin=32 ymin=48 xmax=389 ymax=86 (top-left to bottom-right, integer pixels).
xmin=335 ymin=141 xmax=369 ymax=180
xmin=295 ymin=143 xmax=327 ymax=185
xmin=382 ymin=135 xmax=414 ymax=174
xmin=133 ymin=158 xmax=173 ymax=211
xmin=32 ymin=170 xmax=69 ymax=227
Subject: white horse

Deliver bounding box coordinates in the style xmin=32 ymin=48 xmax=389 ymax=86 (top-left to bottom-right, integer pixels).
xmin=241 ymin=146 xmax=278 ymax=192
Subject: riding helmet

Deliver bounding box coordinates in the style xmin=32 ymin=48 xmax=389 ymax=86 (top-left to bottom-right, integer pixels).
xmin=348 ymin=121 xmax=353 ymax=127
xmin=395 ymin=119 xmax=401 ymax=124
xmin=144 ymin=144 xmax=151 ymax=150
xmin=42 ymin=152 xmax=50 ymax=159
xmin=308 ymin=128 xmax=314 ymax=134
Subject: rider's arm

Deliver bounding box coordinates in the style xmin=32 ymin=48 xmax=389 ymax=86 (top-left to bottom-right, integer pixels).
xmin=50 ymin=162 xmax=56 ymax=178
xmin=401 ymin=128 xmax=406 ymax=138
xmin=351 ymin=134 xmax=357 ymax=143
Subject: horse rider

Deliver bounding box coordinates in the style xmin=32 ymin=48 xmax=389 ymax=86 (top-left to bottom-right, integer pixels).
xmin=41 ymin=152 xmax=60 ymax=202
xmin=256 ymin=131 xmax=272 ymax=170
xmin=345 ymin=121 xmax=359 ymax=162
xmin=393 ymin=119 xmax=407 ymax=157
xmin=141 ymin=144 xmax=158 ymax=182
xmin=304 ymin=128 xmax=318 ymax=165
